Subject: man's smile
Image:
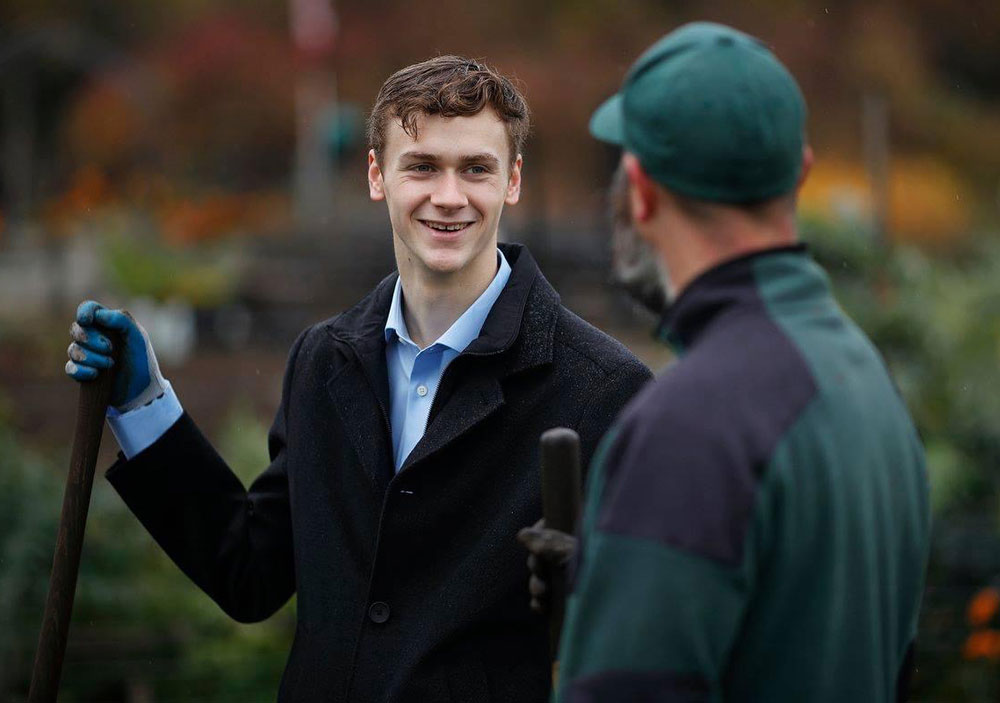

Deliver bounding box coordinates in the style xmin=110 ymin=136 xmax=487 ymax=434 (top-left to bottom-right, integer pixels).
xmin=419 ymin=219 xmax=475 ymax=234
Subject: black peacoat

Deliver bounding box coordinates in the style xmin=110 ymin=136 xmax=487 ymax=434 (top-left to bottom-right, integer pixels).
xmin=106 ymin=243 xmax=651 ymax=702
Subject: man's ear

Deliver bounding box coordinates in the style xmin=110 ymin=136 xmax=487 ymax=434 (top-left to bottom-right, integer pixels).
xmin=796 ymin=145 xmax=814 ymax=191
xmin=505 ymin=154 xmax=523 ymax=205
xmin=368 ymin=149 xmax=385 ymax=201
xmin=622 ymin=152 xmax=657 ymax=223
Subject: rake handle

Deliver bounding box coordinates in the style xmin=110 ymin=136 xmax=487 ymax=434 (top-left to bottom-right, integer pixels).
xmin=29 ymin=360 xmax=117 ymax=702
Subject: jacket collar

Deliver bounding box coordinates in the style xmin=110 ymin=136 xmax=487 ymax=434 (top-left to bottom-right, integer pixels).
xmin=656 ymin=244 xmax=810 ymax=352
xmin=323 ymin=242 xmax=561 ymax=484
xmin=383 ymin=248 xmax=513 ymax=354
xmin=325 ymin=242 xmax=559 ymax=376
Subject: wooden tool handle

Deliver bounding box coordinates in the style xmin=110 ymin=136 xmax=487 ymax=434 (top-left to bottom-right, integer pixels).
xmin=539 ymin=427 xmax=582 ymax=661
xmin=29 ymin=359 xmax=117 ymax=702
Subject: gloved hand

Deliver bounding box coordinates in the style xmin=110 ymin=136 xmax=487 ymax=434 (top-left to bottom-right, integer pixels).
xmin=516 ymin=518 xmax=578 ymax=614
xmin=65 ymin=300 xmax=167 ymax=412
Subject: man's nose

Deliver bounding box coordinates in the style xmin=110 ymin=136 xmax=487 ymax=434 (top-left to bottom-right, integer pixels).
xmin=430 ymin=171 xmax=468 ymax=209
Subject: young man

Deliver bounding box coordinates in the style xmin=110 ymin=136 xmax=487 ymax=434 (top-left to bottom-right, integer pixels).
xmin=545 ymin=23 xmax=931 ymax=701
xmin=65 ymin=56 xmax=650 ymax=702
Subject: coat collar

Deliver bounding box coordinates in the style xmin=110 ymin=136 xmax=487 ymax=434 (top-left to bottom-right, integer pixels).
xmin=656 ymin=244 xmax=810 ymax=353
xmin=325 ymin=242 xmax=559 ymax=376
xmin=323 ymin=242 xmax=561 ymax=484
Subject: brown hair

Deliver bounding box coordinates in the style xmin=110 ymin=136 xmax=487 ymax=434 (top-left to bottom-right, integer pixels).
xmin=367 ymin=55 xmax=530 ymax=164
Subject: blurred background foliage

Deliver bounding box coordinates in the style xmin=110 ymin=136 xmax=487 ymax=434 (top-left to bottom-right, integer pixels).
xmin=1 ymin=0 xmax=998 ymax=700
xmin=0 ymin=397 xmax=293 ymax=701
xmin=1 ymin=0 xmax=998 ymax=240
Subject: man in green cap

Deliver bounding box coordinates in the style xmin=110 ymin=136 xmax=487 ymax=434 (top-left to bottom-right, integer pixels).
xmin=551 ymin=21 xmax=931 ymax=701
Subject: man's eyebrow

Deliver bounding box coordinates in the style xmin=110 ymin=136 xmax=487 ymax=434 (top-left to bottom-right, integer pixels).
xmin=396 ymin=151 xmax=502 ymax=169
xmin=397 ymin=151 xmax=439 ymax=163
xmin=459 ymin=153 xmax=501 ymax=168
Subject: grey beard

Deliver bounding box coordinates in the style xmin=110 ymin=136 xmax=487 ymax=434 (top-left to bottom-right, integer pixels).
xmin=606 ymin=161 xmax=670 ymax=315
xmin=610 ymin=220 xmax=671 ymax=315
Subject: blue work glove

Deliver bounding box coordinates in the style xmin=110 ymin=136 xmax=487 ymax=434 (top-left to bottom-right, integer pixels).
xmin=65 ymin=300 xmax=167 ymax=412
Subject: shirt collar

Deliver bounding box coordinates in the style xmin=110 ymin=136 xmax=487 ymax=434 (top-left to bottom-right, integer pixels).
xmin=384 ymin=278 xmax=410 ymax=344
xmin=384 ymin=248 xmax=512 ymax=353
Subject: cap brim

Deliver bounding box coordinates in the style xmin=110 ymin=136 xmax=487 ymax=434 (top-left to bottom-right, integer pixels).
xmin=589 ymin=93 xmax=625 ymax=145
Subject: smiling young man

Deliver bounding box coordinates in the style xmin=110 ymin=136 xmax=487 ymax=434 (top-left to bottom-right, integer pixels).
xmin=65 ymin=56 xmax=650 ymax=702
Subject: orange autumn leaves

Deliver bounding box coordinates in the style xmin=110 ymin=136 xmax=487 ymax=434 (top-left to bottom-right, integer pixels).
xmin=42 ymin=164 xmax=289 ymax=245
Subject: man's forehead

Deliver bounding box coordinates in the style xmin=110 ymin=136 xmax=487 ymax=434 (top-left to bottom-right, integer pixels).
xmin=384 ymin=109 xmax=509 ymax=162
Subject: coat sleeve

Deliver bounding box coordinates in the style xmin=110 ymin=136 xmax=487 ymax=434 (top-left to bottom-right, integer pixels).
xmin=105 ymin=330 xmax=308 ymax=623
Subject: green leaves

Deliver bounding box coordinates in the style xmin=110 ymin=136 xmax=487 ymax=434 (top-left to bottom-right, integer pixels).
xmin=0 ymin=401 xmax=292 ymax=701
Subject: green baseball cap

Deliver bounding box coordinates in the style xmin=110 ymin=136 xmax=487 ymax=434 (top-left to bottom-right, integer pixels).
xmin=591 ymin=22 xmax=807 ymax=203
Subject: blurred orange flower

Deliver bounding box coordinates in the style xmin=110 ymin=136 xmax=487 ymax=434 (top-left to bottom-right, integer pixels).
xmin=160 ymin=194 xmax=246 ymax=245
xmin=968 ymin=587 xmax=1000 ymax=627
xmin=42 ymin=165 xmax=115 ymax=236
xmin=964 ymin=630 xmax=1000 ymax=661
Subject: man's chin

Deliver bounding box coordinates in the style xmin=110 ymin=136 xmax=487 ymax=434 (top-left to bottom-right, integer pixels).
xmin=400 ymin=231 xmax=496 ymax=280
xmin=417 ymin=250 xmax=468 ymax=277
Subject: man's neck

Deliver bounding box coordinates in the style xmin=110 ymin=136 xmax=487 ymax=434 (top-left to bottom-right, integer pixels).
xmin=655 ymin=209 xmax=798 ymax=300
xmin=398 ymin=249 xmax=499 ymax=350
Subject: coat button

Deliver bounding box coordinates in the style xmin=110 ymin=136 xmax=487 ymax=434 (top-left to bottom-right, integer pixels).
xmin=369 ymin=601 xmax=391 ymax=624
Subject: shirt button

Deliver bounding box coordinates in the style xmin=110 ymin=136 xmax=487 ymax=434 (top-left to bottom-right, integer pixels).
xmin=416 ymin=385 xmax=428 ymax=397
xmin=369 ymin=601 xmax=391 ymax=624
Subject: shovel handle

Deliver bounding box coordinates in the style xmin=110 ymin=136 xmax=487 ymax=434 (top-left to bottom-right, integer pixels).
xmin=29 ymin=356 xmax=117 ymax=702
xmin=539 ymin=427 xmax=582 ymax=661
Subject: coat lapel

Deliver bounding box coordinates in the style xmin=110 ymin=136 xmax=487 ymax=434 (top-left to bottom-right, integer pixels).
xmin=321 ymin=244 xmax=561 ymax=483
xmin=326 ymin=341 xmax=394 ymax=489
xmin=399 ymin=244 xmax=560 ymax=474
xmin=399 ymin=372 xmax=505 ymax=472
xmin=325 ymin=274 xmax=397 ymax=488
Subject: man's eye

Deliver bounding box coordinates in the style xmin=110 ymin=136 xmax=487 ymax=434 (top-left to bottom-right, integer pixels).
xmin=467 ymin=165 xmax=488 ymax=175
xmin=413 ymin=164 xmax=434 ymax=173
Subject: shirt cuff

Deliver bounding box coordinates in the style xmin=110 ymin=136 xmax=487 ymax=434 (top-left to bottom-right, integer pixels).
xmin=106 ymin=381 xmax=184 ymax=460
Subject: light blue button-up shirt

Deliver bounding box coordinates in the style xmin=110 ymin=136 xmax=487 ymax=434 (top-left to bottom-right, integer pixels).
xmin=385 ymin=249 xmax=511 ymax=470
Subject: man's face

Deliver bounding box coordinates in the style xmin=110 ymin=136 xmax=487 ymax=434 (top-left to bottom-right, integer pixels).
xmin=368 ymin=109 xmax=522 ymax=281
xmin=609 ymin=162 xmax=670 ymax=313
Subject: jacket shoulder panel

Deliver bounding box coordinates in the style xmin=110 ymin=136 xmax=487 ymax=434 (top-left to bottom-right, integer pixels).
xmin=594 ymin=305 xmax=817 ymax=566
